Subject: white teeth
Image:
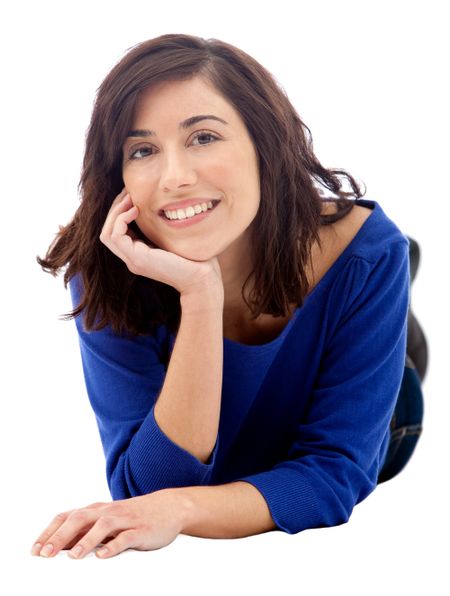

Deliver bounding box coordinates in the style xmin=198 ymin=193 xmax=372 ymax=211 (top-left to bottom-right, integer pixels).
xmin=164 ymin=201 xmax=214 ymax=220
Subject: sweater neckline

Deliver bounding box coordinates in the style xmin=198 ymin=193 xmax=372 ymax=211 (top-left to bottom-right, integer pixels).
xmin=223 ymin=199 xmax=379 ymax=351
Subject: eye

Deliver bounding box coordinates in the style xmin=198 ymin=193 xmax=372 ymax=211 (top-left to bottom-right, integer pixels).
xmin=127 ymin=130 xmax=219 ymax=161
xmin=128 ymin=146 xmax=153 ymax=160
xmin=191 ymin=131 xmax=219 ymax=146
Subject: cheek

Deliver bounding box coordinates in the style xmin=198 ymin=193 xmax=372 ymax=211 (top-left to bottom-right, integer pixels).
xmin=218 ymin=145 xmax=259 ymax=183
xmin=203 ymin=160 xmax=229 ymax=180
xmin=125 ymin=192 xmax=154 ymax=217
xmin=122 ymin=168 xmax=157 ymax=203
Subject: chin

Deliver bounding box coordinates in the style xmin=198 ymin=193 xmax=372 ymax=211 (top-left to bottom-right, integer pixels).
xmin=165 ymin=243 xmax=217 ymax=262
xmin=175 ymin=249 xmax=216 ymax=262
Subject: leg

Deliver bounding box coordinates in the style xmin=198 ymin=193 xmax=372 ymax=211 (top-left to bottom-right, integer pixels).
xmin=405 ymin=236 xmax=429 ymax=382
xmin=377 ymin=236 xmax=426 ymax=484
xmin=377 ymin=355 xmax=423 ymax=484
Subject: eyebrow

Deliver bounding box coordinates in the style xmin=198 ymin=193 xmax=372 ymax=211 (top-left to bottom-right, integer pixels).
xmin=126 ymin=114 xmax=229 ymax=138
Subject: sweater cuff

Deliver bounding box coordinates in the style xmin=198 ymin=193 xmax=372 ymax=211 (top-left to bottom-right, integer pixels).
xmin=237 ymin=467 xmax=322 ymax=535
xmin=126 ymin=404 xmax=219 ymax=492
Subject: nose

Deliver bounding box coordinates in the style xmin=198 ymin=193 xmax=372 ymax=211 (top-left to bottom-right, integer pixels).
xmin=159 ymin=148 xmax=198 ymax=192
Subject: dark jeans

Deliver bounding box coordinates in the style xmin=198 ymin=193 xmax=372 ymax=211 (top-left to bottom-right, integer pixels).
xmin=377 ymin=236 xmax=427 ymax=484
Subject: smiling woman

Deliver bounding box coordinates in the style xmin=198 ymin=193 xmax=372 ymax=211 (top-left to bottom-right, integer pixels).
xmin=120 ymin=76 xmax=262 ymax=273
xmin=36 ymin=33 xmax=363 ymax=338
xmin=33 ymin=33 xmax=424 ymax=559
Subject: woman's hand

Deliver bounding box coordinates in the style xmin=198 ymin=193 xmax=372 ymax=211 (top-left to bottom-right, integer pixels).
xmin=30 ymin=489 xmax=189 ymax=559
xmin=99 ymin=188 xmax=224 ymax=298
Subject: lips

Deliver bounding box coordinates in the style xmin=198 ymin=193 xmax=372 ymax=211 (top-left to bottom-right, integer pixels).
xmin=159 ymin=198 xmax=221 ymax=214
xmin=159 ymin=199 xmax=220 ymax=226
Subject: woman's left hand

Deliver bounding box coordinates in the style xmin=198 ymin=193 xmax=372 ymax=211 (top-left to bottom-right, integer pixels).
xmin=30 ymin=489 xmax=189 ymax=559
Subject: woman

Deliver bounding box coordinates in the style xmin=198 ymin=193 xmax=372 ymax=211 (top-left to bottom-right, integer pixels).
xmin=32 ymin=33 xmax=426 ymax=559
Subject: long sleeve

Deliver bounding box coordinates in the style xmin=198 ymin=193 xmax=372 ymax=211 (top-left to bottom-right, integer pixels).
xmin=69 ymin=275 xmax=219 ymax=500
xmin=236 ymin=239 xmax=410 ymax=534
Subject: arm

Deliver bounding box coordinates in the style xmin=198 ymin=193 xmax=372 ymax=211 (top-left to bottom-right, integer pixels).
xmin=174 ymin=241 xmax=409 ymax=536
xmin=69 ymin=274 xmax=224 ymax=499
xmin=230 ymin=241 xmax=410 ymax=534
xmin=174 ymin=481 xmax=277 ymax=539
xmin=154 ymin=287 xmax=224 ymax=464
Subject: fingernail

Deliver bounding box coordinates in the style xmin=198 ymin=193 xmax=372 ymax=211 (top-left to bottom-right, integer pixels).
xmin=97 ymin=547 xmax=108 ymax=558
xmin=31 ymin=542 xmax=42 ymax=556
xmin=70 ymin=545 xmax=83 ymax=558
xmin=40 ymin=543 xmax=54 ymax=557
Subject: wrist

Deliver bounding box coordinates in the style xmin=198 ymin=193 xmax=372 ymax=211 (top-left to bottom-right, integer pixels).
xmin=180 ymin=285 xmax=224 ymax=315
xmin=167 ymin=488 xmax=197 ymax=533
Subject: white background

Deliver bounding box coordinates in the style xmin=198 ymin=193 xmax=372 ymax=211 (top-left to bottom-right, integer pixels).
xmin=1 ymin=0 xmax=448 ymax=593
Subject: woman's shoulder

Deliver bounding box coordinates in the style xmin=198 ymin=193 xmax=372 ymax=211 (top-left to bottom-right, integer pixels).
xmin=306 ymin=201 xmax=373 ymax=294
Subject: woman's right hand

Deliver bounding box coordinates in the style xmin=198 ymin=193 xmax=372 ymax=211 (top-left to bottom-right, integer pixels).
xmin=99 ymin=189 xmax=224 ymax=299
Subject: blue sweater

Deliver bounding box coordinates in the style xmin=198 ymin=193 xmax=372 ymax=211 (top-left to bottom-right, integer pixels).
xmin=69 ymin=198 xmax=410 ymax=535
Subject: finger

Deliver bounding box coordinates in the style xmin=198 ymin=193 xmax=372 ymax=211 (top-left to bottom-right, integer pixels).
xmin=102 ymin=189 xmax=131 ymax=232
xmin=108 ymin=187 xmax=129 ymax=210
xmin=62 ymin=503 xmax=108 ymax=550
xmin=36 ymin=509 xmax=100 ymax=558
xmin=63 ymin=529 xmax=118 ymax=551
xmin=111 ymin=203 xmax=139 ymax=240
xmin=100 ymin=193 xmax=133 ymax=241
xmin=113 ymin=187 xmax=129 ymax=204
xmin=31 ymin=510 xmax=75 ymax=556
xmin=68 ymin=517 xmax=132 ymax=559
xmin=63 ymin=531 xmax=91 ymax=551
xmin=31 ymin=500 xmax=110 ymax=555
xmin=100 ymin=199 xmax=136 ymax=254
xmin=101 ymin=204 xmax=140 ymax=263
xmin=95 ymin=529 xmax=139 ymax=559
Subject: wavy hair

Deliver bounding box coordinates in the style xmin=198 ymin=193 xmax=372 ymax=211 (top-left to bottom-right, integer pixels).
xmin=36 ymin=33 xmax=366 ymax=337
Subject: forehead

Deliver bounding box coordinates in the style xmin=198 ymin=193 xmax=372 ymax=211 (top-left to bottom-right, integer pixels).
xmin=132 ymin=77 xmax=237 ymax=123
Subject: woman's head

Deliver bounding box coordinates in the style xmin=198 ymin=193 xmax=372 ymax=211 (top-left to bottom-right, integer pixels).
xmin=122 ymin=75 xmax=261 ymax=265
xmin=37 ymin=33 xmax=365 ymax=336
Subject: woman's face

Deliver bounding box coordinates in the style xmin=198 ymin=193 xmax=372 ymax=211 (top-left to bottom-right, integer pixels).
xmin=121 ymin=76 xmax=261 ymax=262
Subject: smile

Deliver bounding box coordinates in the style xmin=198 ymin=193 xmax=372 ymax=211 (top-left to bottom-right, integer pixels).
xmin=159 ymin=200 xmax=221 ymax=228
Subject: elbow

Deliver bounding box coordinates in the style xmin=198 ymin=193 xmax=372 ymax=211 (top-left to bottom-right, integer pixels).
xmin=325 ymin=468 xmax=377 ymax=527
xmin=309 ymin=462 xmax=377 ymax=531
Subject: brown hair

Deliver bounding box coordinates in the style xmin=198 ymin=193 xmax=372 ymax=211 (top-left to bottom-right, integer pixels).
xmin=36 ymin=33 xmax=366 ymax=337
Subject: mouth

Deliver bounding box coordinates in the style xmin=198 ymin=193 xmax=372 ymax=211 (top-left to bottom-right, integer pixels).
xmin=158 ymin=199 xmax=221 ymax=227
xmin=158 ymin=199 xmax=221 ymax=218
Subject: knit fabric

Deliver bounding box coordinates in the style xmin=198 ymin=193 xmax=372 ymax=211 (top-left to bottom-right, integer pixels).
xmin=69 ymin=198 xmax=409 ymax=534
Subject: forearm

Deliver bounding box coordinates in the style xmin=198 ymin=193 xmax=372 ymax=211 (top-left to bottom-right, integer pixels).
xmin=154 ymin=287 xmax=224 ymax=464
xmin=173 ymin=481 xmax=277 ymax=538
